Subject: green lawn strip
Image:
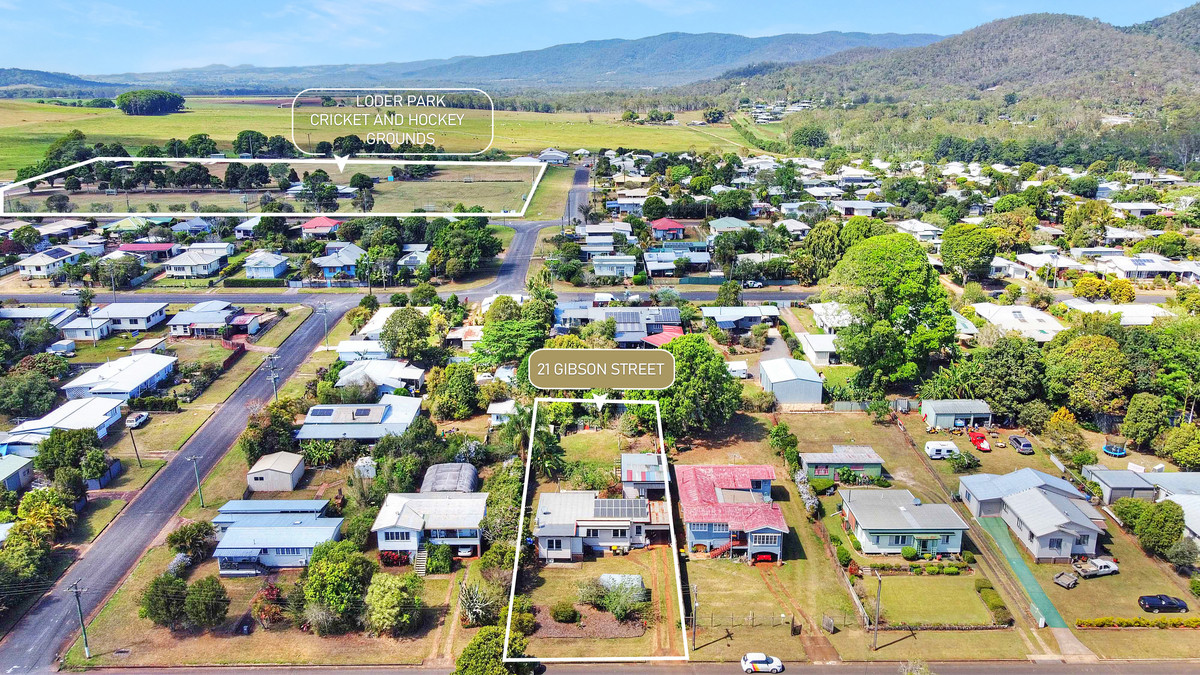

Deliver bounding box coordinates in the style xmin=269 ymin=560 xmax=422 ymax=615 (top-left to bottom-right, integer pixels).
xmin=180 ymin=443 xmax=248 ymax=521
xmin=0 ymin=551 xmax=76 ymax=639
xmin=101 ymin=458 xmax=167 ymax=491
xmin=67 ymin=497 xmax=128 ymax=545
xmin=254 ymin=306 xmax=313 ymax=349
xmin=858 ymin=575 xmax=992 ymax=626
xmin=520 ymin=165 xmax=574 ymax=221
xmin=488 ymin=224 xmax=516 ymax=249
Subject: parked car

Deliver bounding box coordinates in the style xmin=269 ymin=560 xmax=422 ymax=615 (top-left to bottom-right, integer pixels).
xmin=743 ymin=280 xmax=764 ymax=289
xmin=125 ymin=412 xmax=150 ymax=429
xmin=967 ymin=431 xmax=991 ymax=452
xmin=1073 ymin=558 xmax=1119 ymax=578
xmin=1139 ymin=595 xmax=1189 ymax=613
xmin=741 ymin=653 xmax=784 ymax=673
xmin=1009 ymin=435 xmax=1034 ymax=455
xmin=60 ymin=288 xmax=82 ymax=296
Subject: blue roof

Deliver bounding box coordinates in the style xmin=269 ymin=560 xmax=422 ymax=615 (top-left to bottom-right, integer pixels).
xmin=958 ymin=468 xmax=1081 ymax=502
xmin=216 ymin=499 xmax=328 ymax=514
xmin=214 ymin=519 xmax=342 ymax=553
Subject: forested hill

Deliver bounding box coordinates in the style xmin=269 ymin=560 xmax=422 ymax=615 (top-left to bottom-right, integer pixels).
xmin=88 ymin=31 xmax=942 ymax=91
xmin=0 ymin=68 xmax=120 ymax=89
xmin=1124 ymin=3 xmax=1200 ymax=52
xmin=692 ymin=13 xmax=1200 ymax=105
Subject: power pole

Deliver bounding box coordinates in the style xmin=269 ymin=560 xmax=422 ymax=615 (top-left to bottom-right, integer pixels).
xmin=265 ymin=353 xmax=281 ymax=402
xmin=872 ymin=569 xmax=882 ymax=651
xmin=186 ymin=455 xmax=205 ymax=507
xmin=67 ymin=580 xmax=90 ymax=659
xmin=690 ymin=583 xmax=699 ymax=651
xmin=317 ymin=301 xmax=331 ymax=348
xmin=127 ymin=426 xmax=142 ymax=468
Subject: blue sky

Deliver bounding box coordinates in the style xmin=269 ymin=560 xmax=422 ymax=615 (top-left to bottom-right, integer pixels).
xmin=0 ymin=0 xmax=1192 ymax=74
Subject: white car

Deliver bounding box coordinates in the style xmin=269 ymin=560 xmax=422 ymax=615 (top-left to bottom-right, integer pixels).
xmin=125 ymin=412 xmax=150 ymax=429
xmin=743 ymin=280 xmax=764 ymax=289
xmin=741 ymin=653 xmax=783 ymax=673
xmin=60 ymin=288 xmax=82 ymax=296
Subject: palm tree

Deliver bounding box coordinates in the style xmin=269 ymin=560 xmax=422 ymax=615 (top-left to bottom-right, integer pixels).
xmin=499 ymin=402 xmax=534 ymax=458
xmin=532 ymin=429 xmax=566 ymax=481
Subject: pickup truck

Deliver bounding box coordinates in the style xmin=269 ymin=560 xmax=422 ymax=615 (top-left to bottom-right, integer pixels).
xmin=1072 ymin=558 xmax=1119 ymax=578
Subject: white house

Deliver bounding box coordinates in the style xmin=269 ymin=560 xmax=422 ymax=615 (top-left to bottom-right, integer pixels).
xmin=488 ymin=399 xmax=517 ymax=426
xmin=593 ymin=255 xmax=637 ymax=278
xmin=533 ymin=491 xmax=653 ymax=561
xmin=799 ymin=332 xmax=838 ymax=366
xmin=970 ymin=303 xmax=1064 ymax=343
xmin=247 ymin=451 xmax=305 ymax=492
xmin=840 ymin=489 xmax=968 ymax=556
xmin=335 ymin=340 xmax=388 ymax=362
xmin=0 ymin=397 xmax=124 ymax=457
xmin=186 ymin=242 xmax=236 ymax=258
xmin=336 ymin=359 xmax=425 ymax=393
xmin=244 ymin=250 xmax=289 ymax=279
xmin=91 ymin=302 xmax=168 ymax=331
xmin=61 ymin=317 xmax=112 ymax=342
xmin=295 ymin=394 xmax=423 ymax=442
xmin=164 ymin=250 xmax=223 ymax=278
xmin=19 ymin=246 xmax=83 ymax=278
xmin=234 ymin=217 xmax=260 ymax=239
xmin=372 ymin=492 xmax=489 ymax=558
xmin=62 ymin=353 xmax=177 ymax=401
xmin=759 ymin=358 xmax=823 ymax=405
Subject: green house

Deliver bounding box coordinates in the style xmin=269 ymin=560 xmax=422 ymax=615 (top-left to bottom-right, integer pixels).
xmin=799 ymin=445 xmax=884 ymax=480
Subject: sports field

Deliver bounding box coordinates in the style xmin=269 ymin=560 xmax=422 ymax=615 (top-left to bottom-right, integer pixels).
xmin=0 ymin=98 xmax=750 ymax=177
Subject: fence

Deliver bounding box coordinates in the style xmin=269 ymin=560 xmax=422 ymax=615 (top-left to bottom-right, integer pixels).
xmin=128 ymin=268 xmax=158 ymax=288
xmin=0 ymin=264 xmax=17 ymax=277
xmin=287 ymin=279 xmax=367 ymax=288
xmin=687 ymin=610 xmax=795 ymax=629
xmin=831 ymin=399 xmax=912 ymax=413
xmin=219 ymin=340 xmax=246 ymax=369
xmin=85 ymin=458 xmax=123 ymax=491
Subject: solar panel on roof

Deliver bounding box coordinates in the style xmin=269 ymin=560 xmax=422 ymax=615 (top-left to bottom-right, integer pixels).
xmin=354 ymin=408 xmax=372 ymax=416
xmin=310 ymin=408 xmax=333 ymax=417
xmin=593 ymin=499 xmax=648 ymax=519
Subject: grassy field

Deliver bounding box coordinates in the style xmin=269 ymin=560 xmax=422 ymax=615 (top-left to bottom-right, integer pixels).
xmin=67 ymin=497 xmax=127 ymax=545
xmin=522 ymin=165 xmax=574 ymax=221
xmin=858 ymin=575 xmax=993 ymax=626
xmin=0 ymin=99 xmax=748 ymax=178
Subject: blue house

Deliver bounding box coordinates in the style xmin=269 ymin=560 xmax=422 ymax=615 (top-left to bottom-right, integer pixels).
xmin=676 ymin=464 xmax=786 ymax=562
xmin=312 ymin=242 xmax=365 ymax=279
xmin=244 ymin=250 xmax=289 ymax=279
xmin=0 ymin=455 xmax=33 ymax=492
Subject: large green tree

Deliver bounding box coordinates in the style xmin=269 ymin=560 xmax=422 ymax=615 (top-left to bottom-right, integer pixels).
xmin=629 ymin=334 xmax=742 ymax=437
xmin=799 ymin=220 xmax=843 ymax=282
xmin=971 ymin=337 xmax=1044 ymax=420
xmin=470 ymin=320 xmax=545 ymax=367
xmin=185 ymin=575 xmax=231 ymax=629
xmin=1044 ymin=334 xmax=1133 ymax=417
xmin=941 ymin=223 xmax=998 ymax=282
xmin=1135 ymin=499 xmax=1186 ymax=556
xmin=1121 ymin=392 xmax=1169 ymax=450
xmin=380 ymin=307 xmax=431 ymax=359
xmin=140 ymin=573 xmax=188 ymax=629
xmin=828 ymin=234 xmax=956 ymax=391
xmin=34 ymin=428 xmax=99 ymax=477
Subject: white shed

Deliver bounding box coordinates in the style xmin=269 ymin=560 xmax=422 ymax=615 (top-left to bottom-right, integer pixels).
xmin=247 ymin=451 xmax=305 ymax=492
xmin=759 ymin=358 xmax=823 ymax=405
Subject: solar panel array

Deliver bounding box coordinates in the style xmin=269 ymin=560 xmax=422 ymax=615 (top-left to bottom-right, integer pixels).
xmin=310 ymin=408 xmax=334 ymax=417
xmin=593 ymin=498 xmax=648 ymax=519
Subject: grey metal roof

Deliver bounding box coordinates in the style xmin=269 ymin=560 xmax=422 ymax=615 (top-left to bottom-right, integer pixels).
xmin=921 ymin=399 xmax=991 ymax=416
xmin=421 ymin=463 xmax=480 ymax=493
xmin=958 ymin=468 xmax=1081 ymax=502
xmin=216 ymin=499 xmax=327 ymax=514
xmin=840 ymin=489 xmax=967 ymax=531
xmin=1142 ymin=473 xmax=1200 ymax=497
xmin=1001 ymin=488 xmax=1101 ymax=537
xmin=1085 ymin=468 xmax=1153 ymax=490
xmin=800 ymin=445 xmax=883 ymax=465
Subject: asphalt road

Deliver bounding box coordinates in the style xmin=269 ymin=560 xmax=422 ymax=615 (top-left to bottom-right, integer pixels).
xmin=0 ymin=295 xmax=359 ymax=673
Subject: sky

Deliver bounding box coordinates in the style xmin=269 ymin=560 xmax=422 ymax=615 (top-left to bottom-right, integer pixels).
xmin=0 ymin=0 xmax=1193 ymax=74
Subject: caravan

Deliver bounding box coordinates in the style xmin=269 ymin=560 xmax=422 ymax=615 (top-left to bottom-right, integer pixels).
xmin=924 ymin=441 xmax=960 ymax=460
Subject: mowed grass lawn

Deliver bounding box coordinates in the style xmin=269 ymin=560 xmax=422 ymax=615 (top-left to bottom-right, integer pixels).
xmin=522 ymin=165 xmax=574 ymax=220
xmin=858 ymin=575 xmax=992 ymax=626
xmin=66 ymin=497 xmax=127 ymax=545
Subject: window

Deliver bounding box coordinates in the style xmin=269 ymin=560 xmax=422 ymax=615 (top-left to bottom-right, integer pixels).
xmin=458 ymin=529 xmax=476 ymax=538
xmin=1075 ymin=535 xmax=1089 ymax=546
xmin=1048 ymin=538 xmax=1063 ymax=550
xmin=383 ymin=531 xmax=409 ymax=542
xmin=253 ymin=476 xmax=264 ymax=481
xmin=940 ymin=535 xmax=951 ymax=545
xmin=750 ymin=480 xmax=762 ymax=490
xmin=750 ymin=534 xmax=779 ymax=547
xmin=546 ymin=539 xmax=562 ymax=550
xmin=634 ymin=525 xmax=642 ymax=536
xmin=691 ymin=523 xmax=709 ymax=533
xmin=586 ymin=529 xmax=600 ymax=538
xmin=890 ymin=535 xmax=907 ymax=547
xmin=813 ymin=465 xmax=829 ymax=476
xmin=275 ymin=547 xmax=302 ymax=556
xmin=612 ymin=529 xmax=628 ymax=539
xmin=712 ymin=523 xmax=729 ymax=533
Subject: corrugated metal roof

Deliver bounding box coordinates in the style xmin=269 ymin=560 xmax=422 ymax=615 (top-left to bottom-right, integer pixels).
xmin=840 ymin=489 xmax=967 ymax=531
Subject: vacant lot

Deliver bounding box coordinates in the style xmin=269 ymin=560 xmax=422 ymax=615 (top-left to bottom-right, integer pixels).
xmin=857 ymin=575 xmax=992 ymax=626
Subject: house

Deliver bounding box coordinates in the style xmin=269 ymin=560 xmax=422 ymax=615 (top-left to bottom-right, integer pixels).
xmin=809 ymin=302 xmax=852 ymax=334
xmin=839 ymin=489 xmax=968 ymax=555
xmin=989 ymin=256 xmax=1028 ymax=280
xmin=164 ymin=250 xmax=222 ymax=278
xmin=759 ymin=358 xmax=823 ymax=405
xmin=676 ymin=465 xmax=786 ymax=562
xmin=533 ymin=491 xmax=659 ymax=561
xmin=90 ymin=302 xmax=168 ymax=332
xmin=234 ymin=217 xmax=260 ymax=239
xmin=445 ymin=325 xmax=484 ymax=351
xmin=557 ymin=306 xmax=682 ymax=347
xmin=244 ymin=250 xmax=289 ymax=279
xmin=301 ymin=216 xmax=341 ymax=239
xmin=335 ymin=339 xmax=388 ymax=362
xmin=168 ymin=300 xmax=241 ymax=338
xmin=537 ymin=148 xmax=570 ymax=165
xmin=708 ymin=217 xmax=756 ymax=237
xmin=61 ymin=317 xmax=112 ymax=342
xmin=102 ymin=215 xmax=150 ymax=234
xmin=1060 ymin=299 xmax=1172 ymax=326
xmin=295 ymin=394 xmax=423 ymax=441
xmin=1079 ymin=467 xmax=1157 ymax=505
xmin=828 ymin=200 xmax=894 ymax=217
xmin=799 ymin=445 xmax=884 ymax=480
xmin=247 ymin=451 xmax=305 ymax=492
xmin=397 ymin=249 xmax=430 ymax=270
xmin=701 ymin=306 xmax=779 ymax=331
xmin=920 ymin=399 xmax=992 ymax=429
xmin=725 ymin=360 xmax=748 ymax=379
xmin=335 ymin=359 xmax=425 ymax=393
xmin=373 ymin=492 xmax=489 ymax=558
xmin=420 ymin=463 xmax=480 ymax=493
xmin=1097 ymin=254 xmax=1181 ymax=281
xmin=0 ymin=307 xmax=77 ymax=330
xmin=171 ymin=217 xmax=212 ymax=236
xmin=593 ymin=255 xmax=637 ymax=278
xmin=67 ymin=235 xmax=106 ymax=257
xmin=799 ymin=333 xmax=838 ymax=366
xmin=0 ymin=456 xmax=33 ymax=492
xmin=212 ymin=500 xmax=342 ymax=575
xmin=116 ymin=242 xmax=181 ymax=261
xmin=311 ymin=242 xmax=364 ymax=278
xmin=779 ymin=219 xmax=811 ymax=240
xmin=620 ymin=453 xmax=667 ymax=499
xmin=1109 ymin=203 xmax=1162 ymax=219
xmin=19 ymin=247 xmax=83 ymax=278
xmin=894 ymin=219 xmax=944 ymax=245
xmin=805 ymin=186 xmax=844 ymax=199
xmin=62 ymin=353 xmax=177 ymax=401
xmin=1164 ymin=496 xmax=1200 ymax=546
xmin=1015 ymin=252 xmax=1084 ymax=277
xmin=487 ymin=399 xmax=517 ymax=426
xmin=958 ymin=469 xmax=1102 ymax=563
xmin=650 ymin=217 xmax=686 ymax=240
xmin=187 ymin=241 xmax=236 ymax=259
xmin=970 ymin=303 xmax=1064 ymax=343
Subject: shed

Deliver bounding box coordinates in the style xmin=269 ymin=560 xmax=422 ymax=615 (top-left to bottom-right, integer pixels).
xmin=920 ymin=399 xmax=992 ymax=429
xmin=759 ymin=358 xmax=823 ymax=404
xmin=1080 ymin=467 xmax=1156 ymax=505
xmin=247 ymin=451 xmax=305 ymax=492
xmin=131 ymin=337 xmax=168 ymax=355
xmin=0 ymin=455 xmax=33 ymax=492
xmin=420 ymin=463 xmax=480 ymax=493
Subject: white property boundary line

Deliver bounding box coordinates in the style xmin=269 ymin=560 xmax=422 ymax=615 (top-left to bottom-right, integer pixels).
xmin=502 ymin=397 xmax=690 ymax=664
xmin=0 ymin=156 xmax=547 ymax=219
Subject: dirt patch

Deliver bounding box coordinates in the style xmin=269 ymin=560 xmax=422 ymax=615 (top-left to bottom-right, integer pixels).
xmin=531 ymin=605 xmax=646 ymax=639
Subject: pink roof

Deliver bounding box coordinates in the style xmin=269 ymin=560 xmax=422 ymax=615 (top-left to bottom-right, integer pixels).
xmin=229 ymin=313 xmax=261 ymax=325
xmin=118 ymin=243 xmax=176 ymax=252
xmin=650 ymin=217 xmax=685 ymax=231
xmin=675 ymin=464 xmax=786 ymax=533
xmin=642 ymin=325 xmax=683 ymax=347
xmin=302 ymin=216 xmax=341 ymax=230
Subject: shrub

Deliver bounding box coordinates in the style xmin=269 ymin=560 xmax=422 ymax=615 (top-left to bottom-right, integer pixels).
xmin=128 ymin=396 xmax=180 ymax=412
xmin=828 ymin=534 xmax=843 ymax=547
xmin=379 ymin=550 xmax=406 ymax=567
xmin=224 ymin=277 xmax=287 ymax=287
xmin=551 ymin=601 xmax=579 ymax=623
xmin=426 ymin=544 xmax=452 ymax=575
xmin=809 ymin=478 xmax=835 ymax=494
xmin=979 ymin=588 xmax=1005 ymax=611
xmin=848 ymin=534 xmax=862 ymax=552
xmin=944 ymin=565 xmax=960 ymax=576
xmin=911 ymin=566 xmax=924 ymax=575
xmin=974 ymin=578 xmax=993 ymax=592
xmin=962 ymin=551 xmax=976 ymax=565
xmin=900 ymin=546 xmax=918 ymax=561
xmin=927 ymin=565 xmax=941 ymax=575
xmin=992 ymin=607 xmax=1013 ymax=626
xmin=836 ymin=546 xmax=852 ymax=567
xmin=1190 ymin=576 xmax=1200 ymax=598
xmin=872 ymin=476 xmax=892 ymax=488
xmin=501 ymin=595 xmax=536 ymax=635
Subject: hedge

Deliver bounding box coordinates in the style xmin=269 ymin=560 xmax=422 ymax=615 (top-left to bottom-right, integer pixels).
xmin=128 ymin=396 xmax=180 ymax=412
xmin=1077 ymin=616 xmax=1200 ymax=628
xmin=224 ymin=277 xmax=287 ymax=287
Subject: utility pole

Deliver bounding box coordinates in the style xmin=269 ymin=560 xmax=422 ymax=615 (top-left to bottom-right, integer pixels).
xmin=265 ymin=353 xmax=281 ymax=402
xmin=67 ymin=580 xmax=90 ymax=659
xmin=690 ymin=583 xmax=699 ymax=651
xmin=317 ymin=301 xmax=330 ymax=348
xmin=186 ymin=455 xmax=205 ymax=507
xmin=109 ymin=266 xmax=117 ymax=303
xmin=872 ymin=569 xmax=882 ymax=651
xmin=127 ymin=426 xmax=142 ymax=468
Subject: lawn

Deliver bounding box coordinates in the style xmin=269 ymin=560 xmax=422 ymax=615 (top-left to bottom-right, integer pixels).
xmin=521 ymin=165 xmax=574 ymax=221
xmin=913 ymin=423 xmax=1063 ymax=488
xmin=101 ymin=458 xmax=167 ymax=491
xmin=67 ymin=497 xmax=127 ymax=545
xmin=72 ymin=326 xmax=170 ymax=362
xmin=857 ymin=575 xmax=993 ymax=626
xmin=254 ymin=305 xmax=313 ymax=349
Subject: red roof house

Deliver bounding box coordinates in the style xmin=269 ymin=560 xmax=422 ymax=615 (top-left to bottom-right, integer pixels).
xmin=301 ymin=216 xmax=341 ymax=239
xmin=642 ymin=325 xmax=683 ymax=347
xmin=650 ymin=218 xmax=686 ymax=240
xmin=676 ymin=464 xmax=786 ymax=560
